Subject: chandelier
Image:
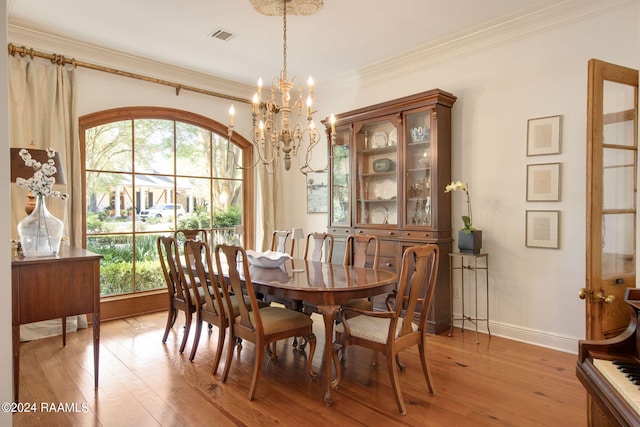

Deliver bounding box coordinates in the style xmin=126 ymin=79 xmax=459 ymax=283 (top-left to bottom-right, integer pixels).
xmin=227 ymin=0 xmax=335 ymax=174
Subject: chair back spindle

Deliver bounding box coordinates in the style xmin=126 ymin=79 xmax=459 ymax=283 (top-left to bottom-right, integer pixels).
xmin=304 ymin=232 xmax=334 ymax=263
xmin=270 ymin=230 xmax=293 ymax=256
xmin=344 ymin=234 xmax=380 ymax=269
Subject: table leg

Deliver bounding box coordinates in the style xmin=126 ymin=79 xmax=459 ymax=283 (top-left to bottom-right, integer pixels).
xmin=316 ymin=304 xmax=339 ymax=406
xmin=93 ymin=312 xmax=100 ymax=389
xmin=62 ymin=316 xmax=67 ymax=347
xmin=13 ymin=325 xmax=19 ymax=401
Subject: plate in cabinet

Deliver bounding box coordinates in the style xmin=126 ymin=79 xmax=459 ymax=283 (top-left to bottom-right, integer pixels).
xmin=371 ymin=178 xmax=396 ymax=200
xmin=370 ymin=206 xmax=387 ymax=224
xmin=387 ymin=206 xmax=397 ymax=224
xmin=371 ymin=132 xmax=388 ymax=149
xmin=388 ymin=129 xmax=398 ymax=146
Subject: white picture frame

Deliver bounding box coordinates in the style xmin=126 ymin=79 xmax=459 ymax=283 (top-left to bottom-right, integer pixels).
xmin=527 ymin=115 xmax=562 ymax=156
xmin=526 ymin=210 xmax=559 ymax=249
xmin=526 ymin=163 xmax=561 ymax=201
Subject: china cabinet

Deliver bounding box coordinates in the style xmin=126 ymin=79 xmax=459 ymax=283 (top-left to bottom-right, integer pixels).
xmin=326 ymin=89 xmax=456 ymax=334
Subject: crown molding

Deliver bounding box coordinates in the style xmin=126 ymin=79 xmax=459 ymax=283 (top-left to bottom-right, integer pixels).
xmin=8 ymin=22 xmax=255 ymax=101
xmin=331 ymin=0 xmax=635 ymax=90
xmin=8 ymin=0 xmax=635 ymax=97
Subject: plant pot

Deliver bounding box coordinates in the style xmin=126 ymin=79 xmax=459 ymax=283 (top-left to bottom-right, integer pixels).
xmin=458 ymin=229 xmax=482 ymax=254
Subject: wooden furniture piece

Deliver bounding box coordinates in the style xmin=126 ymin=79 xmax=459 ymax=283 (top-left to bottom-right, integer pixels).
xmin=577 ymin=287 xmax=640 ymax=426
xmin=265 ymin=230 xmax=302 ymax=312
xmin=302 ymin=232 xmax=335 ymax=317
xmin=183 ymin=239 xmax=228 ymax=367
xmin=214 ymin=244 xmax=318 ymax=401
xmin=344 ymin=234 xmax=380 ymax=269
xmin=448 ymin=252 xmax=491 ymax=343
xmin=270 ymin=230 xmax=294 ymax=255
xmin=304 ymin=232 xmax=334 ymax=262
xmin=332 ymin=244 xmax=440 ymax=415
xmin=158 ymin=236 xmax=197 ymax=355
xmin=12 ymin=246 xmax=102 ymax=400
xmin=342 ymin=234 xmax=380 ymax=312
xmin=325 ymin=89 xmax=456 ymax=334
xmin=216 ymin=256 xmax=397 ymax=405
xmin=174 ymin=228 xmax=209 ymax=243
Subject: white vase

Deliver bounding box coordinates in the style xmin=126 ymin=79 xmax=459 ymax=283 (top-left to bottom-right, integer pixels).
xmin=17 ymin=194 xmax=64 ymax=256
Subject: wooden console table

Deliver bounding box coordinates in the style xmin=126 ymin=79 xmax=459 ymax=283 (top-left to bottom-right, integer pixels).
xmin=12 ymin=247 xmax=102 ymax=399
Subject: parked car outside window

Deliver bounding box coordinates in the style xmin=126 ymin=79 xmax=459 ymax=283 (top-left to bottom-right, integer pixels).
xmin=139 ymin=203 xmax=185 ymax=221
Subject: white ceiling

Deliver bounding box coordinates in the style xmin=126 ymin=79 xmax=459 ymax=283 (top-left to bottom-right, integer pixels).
xmin=5 ymin=0 xmax=612 ymax=87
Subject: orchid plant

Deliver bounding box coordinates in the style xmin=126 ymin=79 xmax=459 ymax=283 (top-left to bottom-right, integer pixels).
xmin=445 ymin=180 xmax=474 ymax=234
xmin=15 ymin=148 xmax=68 ymax=200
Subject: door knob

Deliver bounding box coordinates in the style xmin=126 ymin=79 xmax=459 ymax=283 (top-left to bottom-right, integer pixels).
xmin=596 ymin=291 xmax=615 ymax=304
xmin=578 ymin=288 xmax=589 ymax=299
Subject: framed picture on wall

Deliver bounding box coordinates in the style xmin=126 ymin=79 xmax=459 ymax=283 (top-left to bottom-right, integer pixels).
xmin=526 ymin=162 xmax=561 ymax=201
xmin=306 ymin=172 xmax=328 ymax=213
xmin=526 ymin=210 xmax=560 ymax=249
xmin=527 ymin=115 xmax=562 ymax=156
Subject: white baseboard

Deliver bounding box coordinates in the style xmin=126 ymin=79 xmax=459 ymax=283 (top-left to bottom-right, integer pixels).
xmin=449 ymin=317 xmax=580 ymax=355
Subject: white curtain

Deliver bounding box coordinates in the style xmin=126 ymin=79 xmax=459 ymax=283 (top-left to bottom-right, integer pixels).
xmin=9 ymin=55 xmax=84 ymax=341
xmin=257 ymin=149 xmax=284 ymax=251
xmin=9 ymin=55 xmax=81 ymax=247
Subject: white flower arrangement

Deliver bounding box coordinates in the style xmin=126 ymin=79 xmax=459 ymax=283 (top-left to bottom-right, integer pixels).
xmin=445 ymin=180 xmax=473 ymax=234
xmin=15 ymin=148 xmax=68 ymax=199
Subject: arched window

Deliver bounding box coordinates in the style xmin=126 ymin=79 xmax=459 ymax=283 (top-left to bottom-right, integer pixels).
xmin=80 ymin=107 xmax=254 ymax=315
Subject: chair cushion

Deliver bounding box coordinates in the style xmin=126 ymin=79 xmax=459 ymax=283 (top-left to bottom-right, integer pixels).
xmin=219 ymin=294 xmax=268 ymax=317
xmin=243 ymin=306 xmax=313 ymax=335
xmin=343 ymin=298 xmax=373 ymax=311
xmin=335 ymin=315 xmax=418 ymax=344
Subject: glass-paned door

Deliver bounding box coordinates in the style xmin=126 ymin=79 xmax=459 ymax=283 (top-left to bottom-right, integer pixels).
xmin=330 ymin=125 xmax=351 ymax=226
xmin=585 ymin=59 xmax=638 ymax=341
xmin=354 ymin=117 xmax=399 ymax=226
xmin=404 ymin=108 xmax=433 ymax=228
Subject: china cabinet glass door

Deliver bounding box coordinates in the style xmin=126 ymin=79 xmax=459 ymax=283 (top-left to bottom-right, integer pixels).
xmin=355 ymin=117 xmax=398 ymax=226
xmin=404 ymin=108 xmax=433 ymax=228
xmin=330 ymin=125 xmax=351 ymax=226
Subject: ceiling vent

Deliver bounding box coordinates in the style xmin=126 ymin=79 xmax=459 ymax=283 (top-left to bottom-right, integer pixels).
xmin=210 ymin=28 xmax=236 ymax=41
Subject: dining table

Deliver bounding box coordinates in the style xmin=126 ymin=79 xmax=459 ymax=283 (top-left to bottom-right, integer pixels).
xmin=229 ymin=257 xmax=397 ymax=405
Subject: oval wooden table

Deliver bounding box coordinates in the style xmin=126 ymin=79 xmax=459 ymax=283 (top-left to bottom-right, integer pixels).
xmin=242 ymin=259 xmax=397 ymax=405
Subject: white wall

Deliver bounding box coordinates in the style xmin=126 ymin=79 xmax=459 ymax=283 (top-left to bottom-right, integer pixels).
xmin=307 ymin=4 xmax=638 ymax=352
xmin=8 ymin=3 xmax=639 ymax=353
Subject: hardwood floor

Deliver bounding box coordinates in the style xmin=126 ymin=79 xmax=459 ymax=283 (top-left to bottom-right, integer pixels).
xmin=14 ymin=311 xmax=586 ymax=426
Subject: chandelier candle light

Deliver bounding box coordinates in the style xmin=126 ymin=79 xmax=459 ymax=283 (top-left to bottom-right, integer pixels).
xmin=228 ymin=0 xmax=335 ymax=174
xmin=14 ymin=148 xmax=68 ymax=256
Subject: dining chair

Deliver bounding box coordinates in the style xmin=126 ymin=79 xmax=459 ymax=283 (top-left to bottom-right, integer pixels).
xmin=342 ymin=234 xmax=381 ymax=312
xmin=182 ymin=239 xmax=229 ymax=370
xmin=304 ymin=232 xmax=334 ymax=263
xmin=214 ymin=243 xmax=318 ymax=401
xmin=265 ymin=230 xmax=301 ymax=311
xmin=175 ymin=228 xmax=209 ymax=278
xmin=174 ymin=228 xmax=209 ymax=244
xmin=157 ymin=235 xmax=197 ymax=355
xmin=332 ymin=244 xmax=440 ymax=415
xmin=270 ymin=230 xmax=294 ymax=255
xmin=183 ymin=239 xmax=269 ymax=363
xmin=335 ymin=235 xmax=382 ymax=362
xmin=301 ymin=232 xmax=335 ymax=319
